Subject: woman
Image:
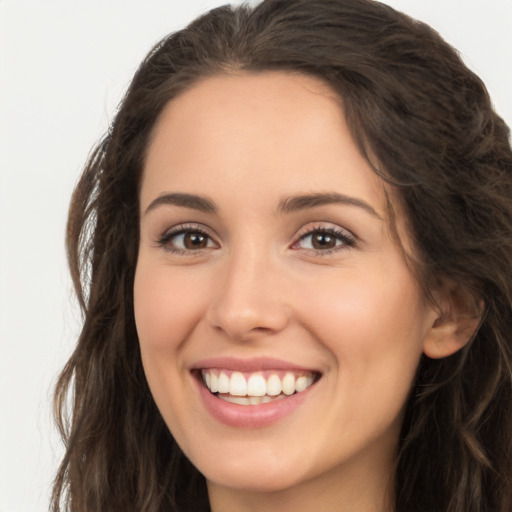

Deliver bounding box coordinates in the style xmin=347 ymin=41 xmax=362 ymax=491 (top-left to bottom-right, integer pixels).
xmin=52 ymin=0 xmax=512 ymax=511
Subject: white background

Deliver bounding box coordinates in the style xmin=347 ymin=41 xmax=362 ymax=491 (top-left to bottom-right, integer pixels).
xmin=1 ymin=1 xmax=511 ymax=511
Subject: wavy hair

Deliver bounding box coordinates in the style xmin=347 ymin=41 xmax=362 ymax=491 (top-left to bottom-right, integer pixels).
xmin=53 ymin=1 xmax=512 ymax=511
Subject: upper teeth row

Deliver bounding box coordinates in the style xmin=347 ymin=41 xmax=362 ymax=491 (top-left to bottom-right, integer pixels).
xmin=202 ymin=370 xmax=315 ymax=397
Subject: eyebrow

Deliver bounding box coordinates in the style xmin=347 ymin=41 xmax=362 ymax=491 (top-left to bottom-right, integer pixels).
xmin=144 ymin=192 xmax=217 ymax=216
xmin=143 ymin=191 xmax=382 ymax=220
xmin=278 ymin=192 xmax=382 ymax=219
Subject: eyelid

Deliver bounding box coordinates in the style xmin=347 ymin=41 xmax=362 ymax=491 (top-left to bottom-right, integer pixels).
xmin=155 ymin=221 xmax=356 ymax=256
xmin=157 ymin=222 xmax=219 ymax=254
xmin=291 ymin=223 xmax=357 ymax=253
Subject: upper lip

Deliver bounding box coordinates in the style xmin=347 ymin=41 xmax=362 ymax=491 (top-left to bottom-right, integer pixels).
xmin=191 ymin=356 xmax=320 ymax=373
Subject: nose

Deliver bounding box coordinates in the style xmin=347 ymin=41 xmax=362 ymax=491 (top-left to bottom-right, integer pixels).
xmin=206 ymin=247 xmax=290 ymax=342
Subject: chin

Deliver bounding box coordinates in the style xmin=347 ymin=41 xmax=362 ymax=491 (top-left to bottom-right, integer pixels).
xmin=203 ymin=463 xmax=307 ymax=494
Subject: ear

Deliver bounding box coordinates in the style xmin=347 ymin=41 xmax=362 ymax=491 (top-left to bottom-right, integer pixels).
xmin=423 ymin=284 xmax=484 ymax=359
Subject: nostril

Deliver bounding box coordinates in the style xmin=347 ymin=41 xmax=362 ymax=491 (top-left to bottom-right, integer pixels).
xmin=251 ymin=326 xmax=273 ymax=333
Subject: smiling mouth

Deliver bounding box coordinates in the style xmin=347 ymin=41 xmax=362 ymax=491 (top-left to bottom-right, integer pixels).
xmin=200 ymin=369 xmax=320 ymax=406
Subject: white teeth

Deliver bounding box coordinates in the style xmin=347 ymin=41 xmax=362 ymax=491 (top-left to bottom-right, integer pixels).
xmin=282 ymin=372 xmax=296 ymax=395
xmin=295 ymin=375 xmax=308 ymax=392
xmin=266 ymin=374 xmax=282 ymax=396
xmin=223 ymin=395 xmax=250 ymax=405
xmin=217 ymin=372 xmax=230 ymax=393
xmin=247 ymin=374 xmax=266 ymax=396
xmin=221 ymin=393 xmax=287 ymax=406
xmin=210 ymin=372 xmax=218 ymax=393
xmin=230 ymin=372 xmax=247 ymax=396
xmin=201 ymin=369 xmax=317 ymax=400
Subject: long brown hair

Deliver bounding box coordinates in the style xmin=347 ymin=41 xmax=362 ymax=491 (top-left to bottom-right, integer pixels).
xmin=53 ymin=1 xmax=512 ymax=510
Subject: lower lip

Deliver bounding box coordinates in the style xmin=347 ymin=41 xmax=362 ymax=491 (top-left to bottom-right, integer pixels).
xmin=195 ymin=375 xmax=313 ymax=428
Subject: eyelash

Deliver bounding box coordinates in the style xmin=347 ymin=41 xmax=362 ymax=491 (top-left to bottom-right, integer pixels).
xmin=292 ymin=225 xmax=356 ymax=255
xmin=157 ymin=223 xmax=216 ymax=255
xmin=157 ymin=224 xmax=356 ymax=256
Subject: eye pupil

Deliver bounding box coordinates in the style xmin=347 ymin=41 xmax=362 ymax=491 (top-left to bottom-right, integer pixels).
xmin=184 ymin=232 xmax=207 ymax=249
xmin=312 ymin=233 xmax=336 ymax=249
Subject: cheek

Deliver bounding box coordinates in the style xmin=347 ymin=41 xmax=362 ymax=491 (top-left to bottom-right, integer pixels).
xmin=133 ymin=264 xmax=207 ymax=355
xmin=133 ymin=263 xmax=205 ymax=445
xmin=300 ymin=266 xmax=428 ymax=391
xmin=304 ymin=266 xmax=425 ymax=331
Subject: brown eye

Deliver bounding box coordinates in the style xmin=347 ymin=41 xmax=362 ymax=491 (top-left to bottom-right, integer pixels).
xmin=183 ymin=232 xmax=208 ymax=249
xmin=159 ymin=227 xmax=217 ymax=253
xmin=294 ymin=227 xmax=356 ymax=253
xmin=311 ymin=232 xmax=337 ymax=250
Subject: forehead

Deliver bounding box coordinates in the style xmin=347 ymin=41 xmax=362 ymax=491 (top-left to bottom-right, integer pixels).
xmin=141 ymin=71 xmax=388 ymax=216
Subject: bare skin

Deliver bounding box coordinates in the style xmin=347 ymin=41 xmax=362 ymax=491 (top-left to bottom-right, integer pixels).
xmin=135 ymin=71 xmax=471 ymax=512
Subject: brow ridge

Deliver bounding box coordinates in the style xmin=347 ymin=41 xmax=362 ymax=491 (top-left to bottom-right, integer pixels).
xmin=278 ymin=192 xmax=382 ymax=219
xmin=144 ymin=191 xmax=381 ymax=219
xmin=144 ymin=192 xmax=217 ymax=215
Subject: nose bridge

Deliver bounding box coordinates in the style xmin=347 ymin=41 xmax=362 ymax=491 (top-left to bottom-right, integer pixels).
xmin=207 ymin=239 xmax=289 ymax=340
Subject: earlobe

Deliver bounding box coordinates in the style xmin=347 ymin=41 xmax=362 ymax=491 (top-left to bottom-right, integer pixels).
xmin=422 ymin=286 xmax=484 ymax=360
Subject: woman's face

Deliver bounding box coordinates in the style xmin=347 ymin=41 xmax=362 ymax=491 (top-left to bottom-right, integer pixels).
xmin=134 ymin=72 xmax=438 ymax=502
